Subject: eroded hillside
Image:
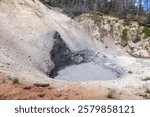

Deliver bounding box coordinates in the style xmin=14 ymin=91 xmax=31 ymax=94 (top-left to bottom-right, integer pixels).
xmin=76 ymin=13 xmax=150 ymax=58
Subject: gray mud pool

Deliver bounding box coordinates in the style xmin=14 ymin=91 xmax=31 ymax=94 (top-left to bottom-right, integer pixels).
xmin=55 ymin=62 xmax=118 ymax=82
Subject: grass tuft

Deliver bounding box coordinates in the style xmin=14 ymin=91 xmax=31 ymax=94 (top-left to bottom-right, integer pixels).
xmin=145 ymin=89 xmax=150 ymax=94
xmin=12 ymin=78 xmax=19 ymax=84
xmin=121 ymin=28 xmax=129 ymax=44
xmin=142 ymin=26 xmax=150 ymax=39
xmin=123 ymin=20 xmax=131 ymax=26
xmin=106 ymin=91 xmax=114 ymax=99
xmin=91 ymin=13 xmax=103 ymax=24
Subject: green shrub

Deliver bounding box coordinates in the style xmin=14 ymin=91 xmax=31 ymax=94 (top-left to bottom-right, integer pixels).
xmin=91 ymin=13 xmax=103 ymax=24
xmin=123 ymin=20 xmax=131 ymax=26
xmin=110 ymin=24 xmax=113 ymax=33
xmin=144 ymin=89 xmax=150 ymax=99
xmin=12 ymin=78 xmax=19 ymax=84
xmin=121 ymin=28 xmax=128 ymax=42
xmin=106 ymin=91 xmax=114 ymax=99
xmin=145 ymin=89 xmax=150 ymax=94
xmin=142 ymin=26 xmax=150 ymax=39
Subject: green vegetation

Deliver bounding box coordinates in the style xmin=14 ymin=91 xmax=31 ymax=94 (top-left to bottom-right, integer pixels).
xmin=142 ymin=26 xmax=150 ymax=39
xmin=123 ymin=20 xmax=131 ymax=26
xmin=144 ymin=89 xmax=150 ymax=99
xmin=91 ymin=13 xmax=103 ymax=24
xmin=137 ymin=15 xmax=149 ymax=26
xmin=132 ymin=29 xmax=141 ymax=43
xmin=145 ymin=89 xmax=150 ymax=94
xmin=121 ymin=28 xmax=128 ymax=43
xmin=110 ymin=24 xmax=113 ymax=33
xmin=12 ymin=78 xmax=19 ymax=84
xmin=106 ymin=91 xmax=114 ymax=99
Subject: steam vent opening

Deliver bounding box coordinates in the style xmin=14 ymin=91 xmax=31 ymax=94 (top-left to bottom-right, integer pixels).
xmin=49 ymin=32 xmax=124 ymax=82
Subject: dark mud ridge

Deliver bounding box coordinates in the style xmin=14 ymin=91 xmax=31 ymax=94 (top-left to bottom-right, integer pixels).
xmin=49 ymin=32 xmax=124 ymax=81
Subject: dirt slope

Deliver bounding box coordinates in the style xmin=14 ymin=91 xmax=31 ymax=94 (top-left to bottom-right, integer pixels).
xmin=0 ymin=74 xmax=109 ymax=100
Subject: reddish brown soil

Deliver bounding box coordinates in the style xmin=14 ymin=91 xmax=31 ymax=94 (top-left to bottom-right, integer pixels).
xmin=0 ymin=74 xmax=108 ymax=100
xmin=0 ymin=74 xmax=143 ymax=100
